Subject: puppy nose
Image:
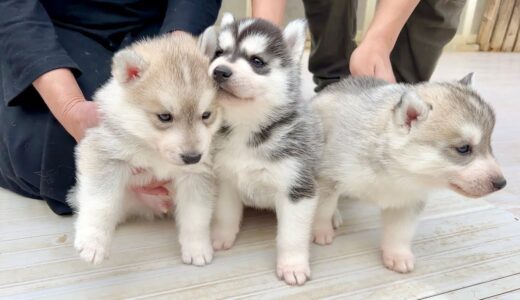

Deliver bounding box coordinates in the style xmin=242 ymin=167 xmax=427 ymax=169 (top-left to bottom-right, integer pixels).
xmin=181 ymin=153 xmax=202 ymax=165
xmin=492 ymin=178 xmax=507 ymax=191
xmin=213 ymin=66 xmax=232 ymax=83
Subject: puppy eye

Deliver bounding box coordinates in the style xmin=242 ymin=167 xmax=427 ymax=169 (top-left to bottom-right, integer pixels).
xmin=202 ymin=111 xmax=211 ymax=120
xmin=157 ymin=113 xmax=173 ymax=123
xmin=455 ymin=144 xmax=472 ymax=155
xmin=214 ymin=49 xmax=224 ymax=59
xmin=250 ymin=56 xmax=266 ymax=67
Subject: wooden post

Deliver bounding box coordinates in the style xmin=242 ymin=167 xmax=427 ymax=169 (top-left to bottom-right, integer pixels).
xmin=502 ymin=0 xmax=520 ymax=51
xmin=478 ymin=0 xmax=501 ymax=51
xmin=514 ymin=29 xmax=520 ymax=51
xmin=490 ymin=0 xmax=516 ymax=51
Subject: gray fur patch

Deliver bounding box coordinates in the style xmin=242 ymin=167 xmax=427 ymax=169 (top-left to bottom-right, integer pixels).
xmin=218 ymin=124 xmax=232 ymax=137
xmin=248 ymin=109 xmax=298 ymax=147
xmin=289 ymin=168 xmax=316 ymax=202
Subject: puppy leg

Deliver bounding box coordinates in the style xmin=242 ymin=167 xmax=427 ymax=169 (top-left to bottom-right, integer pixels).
xmin=332 ymin=208 xmax=344 ymax=229
xmin=211 ymin=180 xmax=243 ymax=250
xmin=312 ymin=182 xmax=341 ymax=245
xmin=276 ymin=195 xmax=318 ymax=286
xmin=175 ymin=174 xmax=214 ymax=266
xmin=74 ymin=163 xmax=128 ymax=264
xmin=380 ymin=202 xmax=424 ymax=273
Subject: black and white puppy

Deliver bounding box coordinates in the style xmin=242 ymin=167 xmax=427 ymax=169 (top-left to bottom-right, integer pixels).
xmin=200 ymin=14 xmax=323 ymax=285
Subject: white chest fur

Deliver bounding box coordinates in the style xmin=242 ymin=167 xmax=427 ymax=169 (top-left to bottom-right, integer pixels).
xmin=214 ymin=131 xmax=298 ymax=209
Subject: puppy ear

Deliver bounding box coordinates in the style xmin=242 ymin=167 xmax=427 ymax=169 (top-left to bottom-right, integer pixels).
xmin=459 ymin=72 xmax=474 ymax=86
xmin=112 ymin=49 xmax=148 ymax=84
xmin=393 ymin=90 xmax=431 ymax=131
xmin=198 ymin=26 xmax=218 ymax=58
xmin=221 ymin=12 xmax=235 ymax=28
xmin=283 ymin=19 xmax=307 ymax=63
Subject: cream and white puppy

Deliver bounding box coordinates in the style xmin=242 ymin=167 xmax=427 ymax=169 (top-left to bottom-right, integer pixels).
xmin=69 ymin=33 xmax=221 ymax=266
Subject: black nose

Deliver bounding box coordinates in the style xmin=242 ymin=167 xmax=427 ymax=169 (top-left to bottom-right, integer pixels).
xmin=181 ymin=153 xmax=202 ymax=165
xmin=492 ymin=178 xmax=507 ymax=191
xmin=213 ymin=65 xmax=232 ymax=83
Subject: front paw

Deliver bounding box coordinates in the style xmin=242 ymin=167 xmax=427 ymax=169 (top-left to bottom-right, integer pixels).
xmin=181 ymin=239 xmax=214 ymax=266
xmin=276 ymin=256 xmax=311 ymax=286
xmin=332 ymin=209 xmax=343 ymax=229
xmin=211 ymin=225 xmax=238 ymax=251
xmin=382 ymin=246 xmax=415 ymax=273
xmin=312 ymin=220 xmax=335 ymax=245
xmin=74 ymin=233 xmax=111 ymax=264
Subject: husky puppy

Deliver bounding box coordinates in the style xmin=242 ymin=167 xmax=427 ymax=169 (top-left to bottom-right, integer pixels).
xmin=201 ymin=14 xmax=322 ymax=285
xmin=69 ymin=34 xmax=221 ymax=266
xmin=312 ymin=74 xmax=506 ymax=273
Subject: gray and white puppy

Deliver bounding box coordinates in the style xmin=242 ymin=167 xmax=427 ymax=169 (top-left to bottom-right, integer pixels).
xmin=200 ymin=14 xmax=322 ymax=285
xmin=69 ymin=34 xmax=221 ymax=267
xmin=312 ymin=75 xmax=506 ymax=273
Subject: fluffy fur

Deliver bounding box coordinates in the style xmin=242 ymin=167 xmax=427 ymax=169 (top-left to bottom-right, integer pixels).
xmin=68 ymin=34 xmax=221 ymax=266
xmin=200 ymin=14 xmax=322 ymax=285
xmin=312 ymin=74 xmax=506 ymax=273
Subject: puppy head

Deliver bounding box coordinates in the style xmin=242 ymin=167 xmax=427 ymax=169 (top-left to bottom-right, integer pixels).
xmin=111 ymin=34 xmax=220 ymax=166
xmin=389 ymin=74 xmax=506 ymax=197
xmin=203 ymin=13 xmax=306 ymax=104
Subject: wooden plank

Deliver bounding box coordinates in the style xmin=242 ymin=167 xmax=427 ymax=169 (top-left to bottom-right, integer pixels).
xmin=478 ymin=0 xmax=502 ymax=51
xmin=490 ymin=0 xmax=516 ymax=51
xmin=2 ymin=207 xmax=519 ymax=299
xmin=427 ymin=274 xmax=520 ymax=300
xmin=515 ymin=24 xmax=520 ymax=51
xmin=502 ymin=0 xmax=520 ymax=51
xmin=484 ymin=288 xmax=520 ymax=299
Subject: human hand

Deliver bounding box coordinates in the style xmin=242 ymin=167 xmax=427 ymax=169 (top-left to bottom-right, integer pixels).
xmin=349 ymin=38 xmax=396 ymax=83
xmin=172 ymin=30 xmax=190 ymax=37
xmin=131 ymin=169 xmax=174 ymax=214
xmin=134 ymin=179 xmax=173 ymax=214
xmin=62 ymin=99 xmax=100 ymax=142
xmin=132 ymin=177 xmax=172 ymax=196
xmin=349 ymin=0 xmax=420 ymax=83
xmin=33 ymin=68 xmax=100 ymax=142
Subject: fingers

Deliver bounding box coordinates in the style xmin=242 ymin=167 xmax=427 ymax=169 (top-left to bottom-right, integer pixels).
xmin=350 ymin=55 xmax=396 ymax=83
xmin=348 ymin=52 xmax=366 ymax=77
xmin=374 ymin=61 xmax=396 ymax=83
xmin=133 ymin=185 xmax=170 ymax=196
xmin=130 ymin=174 xmax=172 ymax=196
xmin=145 ymin=179 xmax=172 ymax=189
xmin=131 ymin=167 xmax=145 ymax=175
xmin=349 ymin=43 xmax=397 ymax=83
xmin=136 ymin=193 xmax=173 ymax=214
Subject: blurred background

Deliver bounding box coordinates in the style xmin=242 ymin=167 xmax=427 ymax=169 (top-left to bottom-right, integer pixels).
xmin=218 ymin=0 xmax=520 ymax=52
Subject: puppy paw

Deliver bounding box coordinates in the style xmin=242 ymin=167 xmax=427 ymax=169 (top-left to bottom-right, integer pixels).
xmin=74 ymin=235 xmax=110 ymax=264
xmin=276 ymin=257 xmax=310 ymax=286
xmin=211 ymin=226 xmax=237 ymax=251
xmin=332 ymin=209 xmax=343 ymax=229
xmin=382 ymin=247 xmax=415 ymax=273
xmin=181 ymin=240 xmax=214 ymax=266
xmin=312 ymin=221 xmax=335 ymax=245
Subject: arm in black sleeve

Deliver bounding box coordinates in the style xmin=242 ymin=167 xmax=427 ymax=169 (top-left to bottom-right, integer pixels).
xmin=160 ymin=0 xmax=223 ymax=35
xmin=0 ymin=0 xmax=80 ymax=106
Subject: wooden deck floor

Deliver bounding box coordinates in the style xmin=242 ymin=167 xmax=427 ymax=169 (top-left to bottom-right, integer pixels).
xmin=1 ymin=52 xmax=519 ymax=299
